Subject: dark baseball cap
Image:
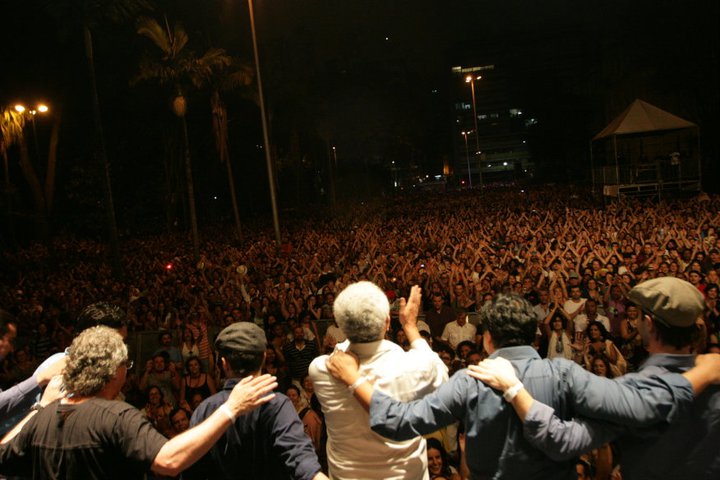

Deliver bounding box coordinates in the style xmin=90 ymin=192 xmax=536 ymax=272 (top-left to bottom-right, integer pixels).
xmin=215 ymin=322 xmax=267 ymax=353
xmin=627 ymin=277 xmax=704 ymax=328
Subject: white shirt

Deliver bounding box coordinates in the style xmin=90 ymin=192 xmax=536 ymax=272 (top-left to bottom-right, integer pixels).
xmin=563 ymin=298 xmax=586 ymax=316
xmin=574 ymin=313 xmax=611 ymax=333
xmin=441 ymin=320 xmax=477 ymax=349
xmin=309 ymin=338 xmax=447 ymax=480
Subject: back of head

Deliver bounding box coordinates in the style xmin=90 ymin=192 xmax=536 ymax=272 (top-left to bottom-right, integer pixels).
xmin=480 ymin=293 xmax=536 ymax=348
xmin=628 ymin=277 xmax=705 ymax=349
xmin=334 ymin=281 xmax=389 ymax=343
xmin=215 ymin=322 xmax=267 ymax=377
xmin=76 ymin=302 xmax=127 ymax=333
xmin=64 ymin=326 xmax=127 ymax=397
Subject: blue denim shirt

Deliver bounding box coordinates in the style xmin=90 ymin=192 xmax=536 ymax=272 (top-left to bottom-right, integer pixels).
xmin=184 ymin=378 xmax=321 ymax=480
xmin=369 ymin=346 xmax=693 ymax=479
xmin=524 ymin=353 xmax=719 ymax=479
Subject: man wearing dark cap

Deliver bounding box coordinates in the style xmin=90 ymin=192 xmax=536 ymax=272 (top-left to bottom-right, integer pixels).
xmin=483 ymin=277 xmax=720 ymax=479
xmin=184 ymin=322 xmax=327 ymax=480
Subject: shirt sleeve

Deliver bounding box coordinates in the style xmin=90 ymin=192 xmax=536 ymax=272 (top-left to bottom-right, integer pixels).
xmin=523 ymin=401 xmax=623 ymax=461
xmin=268 ymin=398 xmax=322 ymax=480
xmin=369 ymin=372 xmax=471 ymax=441
xmin=112 ymin=405 xmax=168 ymax=470
xmin=0 ymin=410 xmax=34 ymax=476
xmin=0 ymin=376 xmax=40 ymax=419
xmin=565 ymin=362 xmax=694 ymax=426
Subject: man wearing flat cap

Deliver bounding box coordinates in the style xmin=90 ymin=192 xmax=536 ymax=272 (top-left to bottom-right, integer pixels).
xmin=481 ymin=277 xmax=720 ymax=479
xmin=184 ymin=322 xmax=327 ymax=480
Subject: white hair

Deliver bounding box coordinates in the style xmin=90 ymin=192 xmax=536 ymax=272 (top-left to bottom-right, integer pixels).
xmin=334 ymin=281 xmax=389 ymax=343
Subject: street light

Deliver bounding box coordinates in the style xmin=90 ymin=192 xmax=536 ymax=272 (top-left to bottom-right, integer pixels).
xmin=247 ymin=0 xmax=281 ymax=247
xmin=14 ymin=103 xmax=50 ymax=162
xmin=461 ymin=130 xmax=472 ymax=187
xmin=465 ymin=74 xmax=483 ymax=187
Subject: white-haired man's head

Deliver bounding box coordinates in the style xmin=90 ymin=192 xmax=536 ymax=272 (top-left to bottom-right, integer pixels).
xmin=334 ymin=281 xmax=390 ymax=343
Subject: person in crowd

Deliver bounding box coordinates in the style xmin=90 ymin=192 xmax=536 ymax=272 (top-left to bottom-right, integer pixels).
xmin=574 ymin=298 xmax=611 ymax=334
xmin=0 ymin=326 xmax=277 ymax=479
xmin=543 ymin=308 xmax=574 ymax=361
xmin=327 ymin=292 xmax=720 ymax=479
xmin=309 ymin=282 xmax=447 ymax=479
xmin=426 ymin=438 xmax=460 ymax=480
xmin=619 ymin=303 xmax=648 ymax=371
xmin=425 ymin=294 xmax=456 ymax=339
xmin=143 ymin=385 xmax=175 ymax=437
xmin=283 ymin=325 xmax=319 ymax=383
xmin=170 ymin=407 xmax=192 ymax=436
xmin=155 ymin=331 xmax=183 ymax=371
xmin=140 ymin=353 xmax=180 ymax=407
xmin=179 ymin=355 xmax=216 ymax=410
xmin=477 ymin=277 xmax=720 ymax=479
xmin=185 ymin=322 xmax=326 ymax=480
xmin=440 ymin=309 xmax=477 ymax=350
xmin=583 ymin=321 xmax=627 ymax=377
xmin=180 ymin=327 xmax=201 ymax=364
xmin=286 ymin=384 xmax=323 ymax=453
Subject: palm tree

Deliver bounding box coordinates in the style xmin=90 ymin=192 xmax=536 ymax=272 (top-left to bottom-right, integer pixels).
xmin=44 ymin=0 xmax=152 ymax=277
xmin=207 ymin=61 xmax=254 ymax=239
xmin=0 ymin=109 xmax=25 ymax=243
xmin=133 ymin=16 xmax=231 ymax=261
xmin=1 ymin=108 xmax=61 ymax=241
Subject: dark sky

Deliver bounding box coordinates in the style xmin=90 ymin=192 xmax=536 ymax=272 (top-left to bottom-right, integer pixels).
xmin=1 ymin=0 xmax=718 ymax=236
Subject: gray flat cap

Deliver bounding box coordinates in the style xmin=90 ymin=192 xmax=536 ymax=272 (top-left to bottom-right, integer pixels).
xmin=627 ymin=277 xmax=704 ymax=327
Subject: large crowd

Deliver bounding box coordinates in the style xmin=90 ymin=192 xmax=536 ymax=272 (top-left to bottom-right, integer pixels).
xmin=2 ymin=187 xmax=719 ymax=479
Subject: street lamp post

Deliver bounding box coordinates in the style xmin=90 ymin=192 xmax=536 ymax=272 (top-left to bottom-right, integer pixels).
xmin=465 ymin=75 xmax=483 ymax=187
xmin=247 ymin=0 xmax=281 ymax=247
xmin=461 ymin=130 xmax=472 ymax=187
xmin=15 ymin=103 xmax=49 ymax=163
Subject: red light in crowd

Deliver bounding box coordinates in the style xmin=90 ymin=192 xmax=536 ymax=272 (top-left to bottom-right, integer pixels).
xmin=165 ymin=263 xmax=173 ymax=270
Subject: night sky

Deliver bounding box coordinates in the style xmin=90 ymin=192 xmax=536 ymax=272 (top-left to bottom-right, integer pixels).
xmin=1 ymin=0 xmax=718 ymax=238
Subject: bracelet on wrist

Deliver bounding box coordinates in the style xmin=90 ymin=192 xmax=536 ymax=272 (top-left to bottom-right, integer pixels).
xmin=503 ymin=382 xmax=524 ymax=402
xmin=348 ymin=376 xmax=368 ymax=394
xmin=219 ymin=404 xmax=236 ymax=423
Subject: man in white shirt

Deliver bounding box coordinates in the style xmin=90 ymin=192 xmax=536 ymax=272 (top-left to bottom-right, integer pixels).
xmin=563 ymin=286 xmax=586 ymax=321
xmin=309 ymin=282 xmax=447 ymax=479
xmin=573 ymin=299 xmax=611 ymax=334
xmin=441 ymin=309 xmax=478 ymax=350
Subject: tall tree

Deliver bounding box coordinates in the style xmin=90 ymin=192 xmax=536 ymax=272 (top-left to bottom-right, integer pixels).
xmin=133 ymin=16 xmax=231 ymax=261
xmin=44 ymin=0 xmax=153 ymax=277
xmin=207 ymin=61 xmax=254 ymax=238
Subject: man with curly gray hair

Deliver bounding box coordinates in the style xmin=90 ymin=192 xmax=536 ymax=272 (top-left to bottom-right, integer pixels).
xmin=0 ymin=326 xmax=278 ymax=479
xmin=309 ymin=282 xmax=447 ymax=479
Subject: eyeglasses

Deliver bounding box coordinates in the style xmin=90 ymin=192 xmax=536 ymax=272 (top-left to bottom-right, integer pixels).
xmin=125 ymin=359 xmax=134 ymax=369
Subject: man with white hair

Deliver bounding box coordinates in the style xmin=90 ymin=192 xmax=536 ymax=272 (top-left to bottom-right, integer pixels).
xmin=309 ymin=282 xmax=447 ymax=479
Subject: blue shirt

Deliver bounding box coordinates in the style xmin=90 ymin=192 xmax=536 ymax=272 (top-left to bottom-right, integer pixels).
xmin=524 ymin=353 xmax=720 ymax=479
xmin=184 ymin=378 xmax=321 ymax=480
xmin=369 ymin=346 xmax=693 ymax=480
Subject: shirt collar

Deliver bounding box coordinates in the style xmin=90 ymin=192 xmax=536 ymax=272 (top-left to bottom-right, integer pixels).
xmin=489 ymin=345 xmax=541 ymax=361
xmin=641 ymin=353 xmax=694 ymax=371
xmin=345 ymin=339 xmax=399 ymax=360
